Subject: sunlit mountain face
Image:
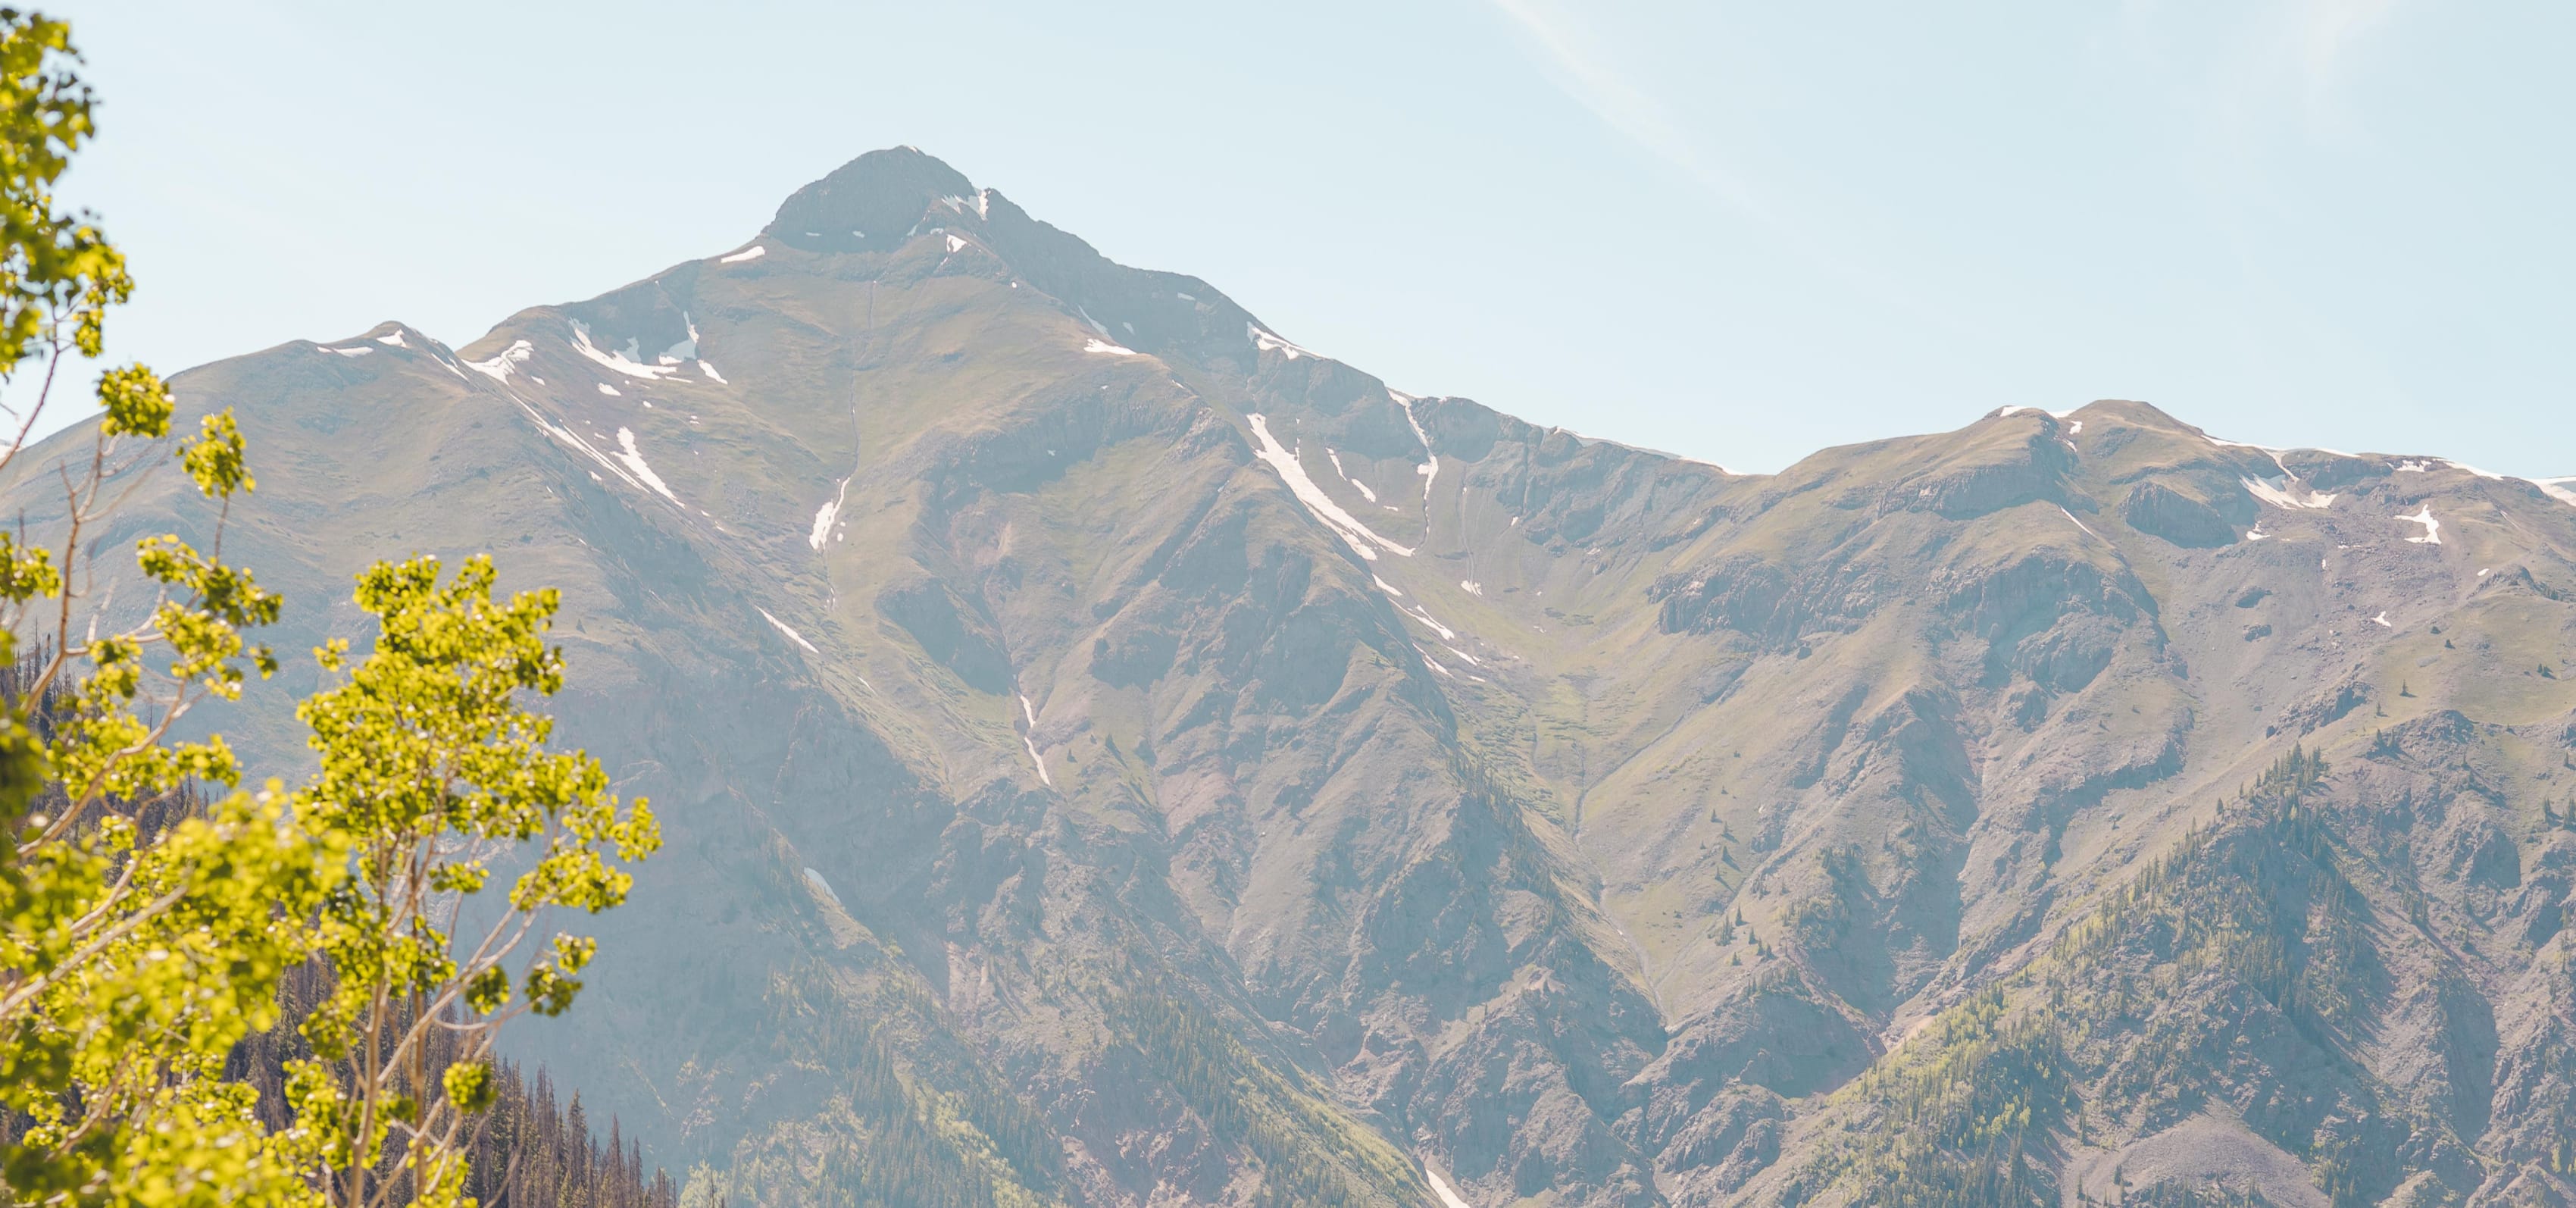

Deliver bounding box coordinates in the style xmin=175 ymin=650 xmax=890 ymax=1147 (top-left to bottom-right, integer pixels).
xmin=19 ymin=147 xmax=2573 ymax=1207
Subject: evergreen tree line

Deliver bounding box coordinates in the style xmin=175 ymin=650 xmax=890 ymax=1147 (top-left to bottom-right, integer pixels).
xmin=1105 ymin=956 xmax=1405 ymax=1208
xmin=1799 ymin=746 xmax=2431 ymax=1207
xmin=226 ymin=959 xmax=680 ymax=1208
xmin=717 ymin=964 xmax=1064 ymax=1208
xmin=2081 ymin=1180 xmax=2270 ymax=1206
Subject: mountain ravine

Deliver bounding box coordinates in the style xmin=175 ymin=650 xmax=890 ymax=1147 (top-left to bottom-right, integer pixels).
xmin=9 ymin=147 xmax=2574 ymax=1207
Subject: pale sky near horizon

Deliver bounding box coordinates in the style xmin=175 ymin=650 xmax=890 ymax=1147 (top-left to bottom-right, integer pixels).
xmin=14 ymin=1 xmax=2572 ymax=477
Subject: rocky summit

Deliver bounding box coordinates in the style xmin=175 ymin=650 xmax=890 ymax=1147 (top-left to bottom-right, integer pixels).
xmin=14 ymin=147 xmax=2575 ymax=1206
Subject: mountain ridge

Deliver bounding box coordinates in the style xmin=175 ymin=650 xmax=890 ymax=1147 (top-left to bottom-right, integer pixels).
xmin=15 ymin=146 xmax=2576 ymax=1207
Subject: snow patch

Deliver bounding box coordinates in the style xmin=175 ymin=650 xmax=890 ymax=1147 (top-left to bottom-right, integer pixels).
xmin=327 ymin=345 xmax=371 ymax=357
xmin=1395 ymin=393 xmax=1439 ymax=502
xmin=2242 ymin=477 xmax=2337 ymax=511
xmin=2209 ymin=437 xmax=2297 ymax=479
xmin=802 ymin=868 xmax=843 ymax=907
xmin=657 ymin=315 xmax=699 ymax=361
xmin=1019 ymin=693 xmax=1038 ymax=726
xmin=719 ymin=244 xmax=767 ymax=263
xmin=1022 ymin=736 xmax=1054 ymax=788
xmin=1372 ymin=575 xmax=1405 ymax=597
xmin=1395 ymin=600 xmax=1456 ymax=641
xmin=1083 ymin=338 xmax=1138 ymax=356
xmin=1326 ymin=449 xmax=1378 ymax=502
xmin=1176 ymin=292 xmax=1196 ymax=302
xmin=1424 ymin=1159 xmax=1475 ymax=1208
xmin=571 ymin=321 xmax=681 ymax=380
xmin=2371 ymin=612 xmax=2391 ymax=627
xmin=2395 ymin=503 xmax=2440 ymax=545
xmin=760 ymin=608 xmax=821 ymax=653
xmin=808 ymin=479 xmax=852 ymax=552
xmin=1249 ymin=323 xmax=1318 ymax=360
xmin=2059 ymin=506 xmax=2102 ymax=540
xmin=597 ymin=382 xmax=621 ymax=396
xmin=513 ymin=398 xmax=667 ymax=500
xmin=1460 ymin=580 xmax=1483 ymax=596
xmin=699 ymin=360 xmax=727 ymax=384
xmin=613 ymin=427 xmax=680 ymax=503
xmin=2396 ymin=460 xmax=2430 ymax=473
xmin=376 ymin=330 xmax=408 ymax=347
xmin=1246 ymin=414 xmax=1416 ymax=560
xmin=946 ymin=233 xmax=966 ymax=252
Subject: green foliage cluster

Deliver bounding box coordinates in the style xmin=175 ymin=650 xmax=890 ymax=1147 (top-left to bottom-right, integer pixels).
xmin=0 ymin=10 xmax=124 ymax=389
xmin=0 ymin=13 xmax=657 ymax=1206
xmin=283 ymin=552 xmax=658 ymax=1208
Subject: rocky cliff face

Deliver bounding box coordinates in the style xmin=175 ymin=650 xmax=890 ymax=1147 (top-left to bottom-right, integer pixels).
xmin=11 ymin=149 xmax=2574 ymax=1206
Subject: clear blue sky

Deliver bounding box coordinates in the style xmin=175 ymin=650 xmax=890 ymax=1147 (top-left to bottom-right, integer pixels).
xmin=18 ymin=0 xmax=2573 ymax=476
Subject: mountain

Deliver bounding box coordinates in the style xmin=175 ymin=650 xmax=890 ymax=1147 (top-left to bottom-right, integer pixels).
xmin=10 ymin=146 xmax=2575 ymax=1207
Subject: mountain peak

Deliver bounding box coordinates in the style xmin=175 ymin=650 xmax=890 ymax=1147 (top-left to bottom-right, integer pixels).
xmin=764 ymin=146 xmax=983 ymax=255
xmin=20 ymin=139 xmax=2576 ymax=1208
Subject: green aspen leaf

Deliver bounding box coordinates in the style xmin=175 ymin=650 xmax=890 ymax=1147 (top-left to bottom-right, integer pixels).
xmin=94 ymin=363 xmax=170 ymax=437
xmin=442 ymin=1062 xmax=496 ymax=1114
